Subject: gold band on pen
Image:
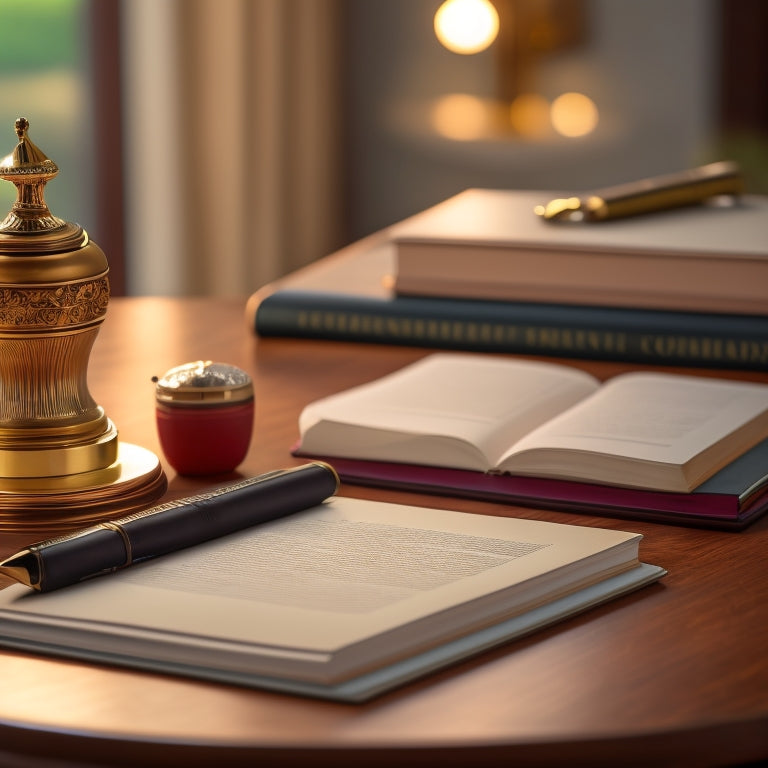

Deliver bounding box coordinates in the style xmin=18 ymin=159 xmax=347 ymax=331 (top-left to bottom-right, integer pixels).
xmin=98 ymin=521 xmax=133 ymax=567
xmin=309 ymin=460 xmax=341 ymax=493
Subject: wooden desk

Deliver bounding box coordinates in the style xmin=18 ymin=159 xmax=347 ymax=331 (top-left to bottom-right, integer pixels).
xmin=1 ymin=296 xmax=767 ymax=768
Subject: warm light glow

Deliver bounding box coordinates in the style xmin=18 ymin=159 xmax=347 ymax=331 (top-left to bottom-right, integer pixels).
xmin=430 ymin=93 xmax=492 ymax=140
xmin=434 ymin=0 xmax=499 ymax=55
xmin=509 ymin=93 xmax=552 ymax=138
xmin=550 ymin=92 xmax=599 ymax=137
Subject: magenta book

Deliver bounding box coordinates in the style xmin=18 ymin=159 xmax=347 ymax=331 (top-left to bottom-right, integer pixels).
xmin=295 ymin=451 xmax=768 ymax=531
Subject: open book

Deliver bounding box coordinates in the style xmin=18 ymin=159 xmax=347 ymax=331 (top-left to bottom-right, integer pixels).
xmin=296 ymin=354 xmax=768 ymax=494
xmin=0 ymin=496 xmax=664 ymax=702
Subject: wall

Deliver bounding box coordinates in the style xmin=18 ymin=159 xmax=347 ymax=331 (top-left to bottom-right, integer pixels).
xmin=342 ymin=0 xmax=718 ymax=240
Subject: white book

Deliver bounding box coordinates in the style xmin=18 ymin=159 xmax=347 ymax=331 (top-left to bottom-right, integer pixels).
xmin=297 ymin=354 xmax=768 ymax=493
xmin=0 ymin=496 xmax=664 ymax=702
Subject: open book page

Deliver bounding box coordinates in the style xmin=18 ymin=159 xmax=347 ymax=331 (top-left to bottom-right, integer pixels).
xmin=500 ymin=373 xmax=768 ymax=491
xmin=0 ymin=497 xmax=642 ymax=684
xmin=299 ymin=354 xmax=599 ymax=471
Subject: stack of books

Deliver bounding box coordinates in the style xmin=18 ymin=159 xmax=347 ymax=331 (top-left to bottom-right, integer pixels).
xmin=292 ymin=353 xmax=768 ymax=530
xmin=250 ymin=184 xmax=768 ymax=371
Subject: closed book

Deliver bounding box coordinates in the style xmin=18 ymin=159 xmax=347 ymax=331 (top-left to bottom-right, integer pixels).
xmin=393 ymin=189 xmax=768 ymax=315
xmin=249 ymin=240 xmax=768 ymax=371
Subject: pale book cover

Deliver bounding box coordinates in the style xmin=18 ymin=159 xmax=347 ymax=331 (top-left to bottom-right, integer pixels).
xmin=392 ymin=189 xmax=768 ymax=314
xmin=0 ymin=497 xmax=664 ymax=701
xmin=297 ymin=354 xmax=768 ymax=492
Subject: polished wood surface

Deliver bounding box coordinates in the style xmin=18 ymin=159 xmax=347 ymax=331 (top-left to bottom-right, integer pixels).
xmin=1 ymin=296 xmax=767 ymax=768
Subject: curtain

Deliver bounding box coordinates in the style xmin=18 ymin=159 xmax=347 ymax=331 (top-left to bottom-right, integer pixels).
xmin=121 ymin=0 xmax=344 ymax=296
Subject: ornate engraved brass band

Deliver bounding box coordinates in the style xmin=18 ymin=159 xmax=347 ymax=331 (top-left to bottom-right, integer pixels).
xmin=0 ymin=274 xmax=109 ymax=329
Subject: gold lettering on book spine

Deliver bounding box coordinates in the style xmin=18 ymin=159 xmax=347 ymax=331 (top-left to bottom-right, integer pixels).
xmin=289 ymin=306 xmax=766 ymax=366
xmin=640 ymin=335 xmax=768 ymax=365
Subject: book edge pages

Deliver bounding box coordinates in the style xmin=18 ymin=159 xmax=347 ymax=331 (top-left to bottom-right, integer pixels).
xmin=0 ymin=562 xmax=666 ymax=702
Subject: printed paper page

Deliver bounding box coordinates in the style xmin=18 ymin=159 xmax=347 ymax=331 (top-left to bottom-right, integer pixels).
xmin=0 ymin=497 xmax=639 ymax=664
xmin=299 ymin=354 xmax=599 ymax=470
xmin=501 ymin=372 xmax=768 ymax=487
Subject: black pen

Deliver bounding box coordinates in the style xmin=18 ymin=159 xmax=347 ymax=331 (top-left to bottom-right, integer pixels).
xmin=0 ymin=461 xmax=339 ymax=592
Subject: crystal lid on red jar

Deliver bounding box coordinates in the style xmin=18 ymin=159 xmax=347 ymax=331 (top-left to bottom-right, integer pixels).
xmin=153 ymin=361 xmax=254 ymax=406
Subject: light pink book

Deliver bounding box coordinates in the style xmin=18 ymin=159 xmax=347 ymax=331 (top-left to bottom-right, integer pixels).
xmin=392 ymin=188 xmax=768 ymax=315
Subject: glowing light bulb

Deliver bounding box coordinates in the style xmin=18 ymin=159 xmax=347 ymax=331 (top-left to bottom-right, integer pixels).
xmin=550 ymin=92 xmax=599 ymax=138
xmin=434 ymin=0 xmax=500 ymax=55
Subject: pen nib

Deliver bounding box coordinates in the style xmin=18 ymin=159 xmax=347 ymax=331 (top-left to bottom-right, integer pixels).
xmin=0 ymin=550 xmax=37 ymax=588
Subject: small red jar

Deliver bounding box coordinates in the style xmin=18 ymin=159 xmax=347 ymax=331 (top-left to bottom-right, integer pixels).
xmin=153 ymin=361 xmax=254 ymax=476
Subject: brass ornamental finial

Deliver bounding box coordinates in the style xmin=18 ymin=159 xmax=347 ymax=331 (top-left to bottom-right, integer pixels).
xmin=0 ymin=117 xmax=64 ymax=233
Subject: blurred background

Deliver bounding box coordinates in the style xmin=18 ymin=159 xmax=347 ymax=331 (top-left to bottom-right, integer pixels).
xmin=0 ymin=0 xmax=764 ymax=297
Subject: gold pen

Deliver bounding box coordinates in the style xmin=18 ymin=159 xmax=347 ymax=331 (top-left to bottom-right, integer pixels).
xmin=535 ymin=161 xmax=744 ymax=223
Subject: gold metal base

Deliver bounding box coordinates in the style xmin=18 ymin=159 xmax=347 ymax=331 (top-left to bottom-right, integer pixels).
xmin=0 ymin=443 xmax=167 ymax=534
